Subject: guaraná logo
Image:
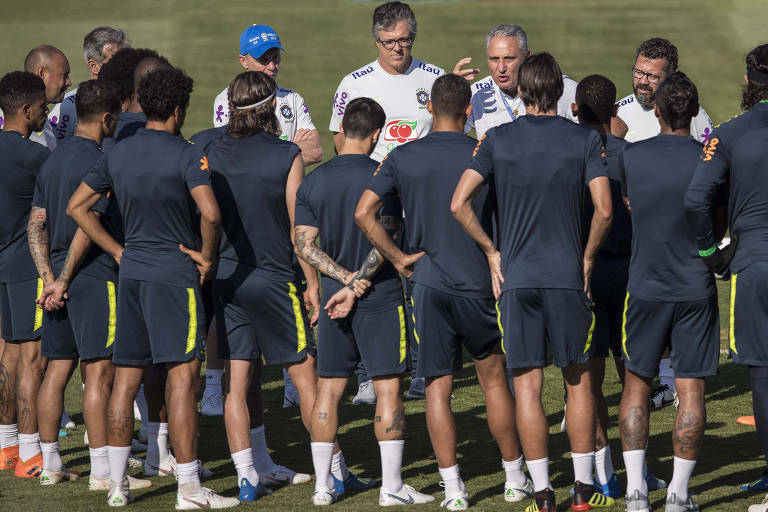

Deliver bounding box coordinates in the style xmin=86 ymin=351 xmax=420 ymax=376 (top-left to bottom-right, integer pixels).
xmin=383 ymin=120 xmax=418 ymax=143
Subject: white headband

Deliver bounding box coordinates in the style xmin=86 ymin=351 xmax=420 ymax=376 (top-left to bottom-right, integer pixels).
xmin=234 ymin=92 xmax=275 ymax=110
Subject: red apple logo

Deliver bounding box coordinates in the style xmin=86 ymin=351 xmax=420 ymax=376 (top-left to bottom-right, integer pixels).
xmin=383 ymin=120 xmax=418 ymax=143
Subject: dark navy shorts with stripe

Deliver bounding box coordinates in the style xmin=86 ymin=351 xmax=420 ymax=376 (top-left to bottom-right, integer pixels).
xmin=42 ymin=274 xmax=116 ymax=361
xmin=0 ymin=277 xmax=43 ymax=342
xmin=589 ymin=255 xmax=629 ymax=358
xmin=727 ymin=262 xmax=768 ymax=366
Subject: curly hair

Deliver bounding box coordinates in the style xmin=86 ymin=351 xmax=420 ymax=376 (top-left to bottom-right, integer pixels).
xmin=98 ymin=47 xmax=168 ymax=101
xmin=227 ymin=71 xmax=280 ymax=138
xmin=137 ymin=67 xmax=193 ymax=122
xmin=0 ymin=71 xmax=45 ymax=113
xmin=655 ymin=71 xmax=699 ymax=131
xmin=742 ymin=43 xmax=768 ymax=110
xmin=575 ymin=74 xmax=616 ymax=125
xmin=636 ymin=37 xmax=678 ymax=73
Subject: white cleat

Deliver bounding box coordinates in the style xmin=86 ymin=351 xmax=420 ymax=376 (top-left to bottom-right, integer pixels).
xmin=108 ymin=478 xmax=135 ymax=507
xmin=144 ymin=455 xmax=175 ymax=477
xmin=260 ymin=464 xmax=311 ymax=486
xmin=84 ymin=430 xmax=89 ymax=445
xmin=352 ymin=380 xmax=377 ymax=405
xmin=504 ymin=478 xmax=534 ymax=502
xmin=133 ymin=400 xmax=142 ymax=421
xmin=40 ymin=467 xmax=81 ymax=485
xmin=380 ymin=484 xmax=435 ymax=506
xmin=128 ymin=455 xmax=144 ymax=469
xmin=90 ymin=474 xmax=152 ymax=491
xmin=60 ymin=410 xmax=76 ymax=429
xmin=313 ymin=486 xmax=340 ymax=506
xmin=440 ymin=492 xmax=469 ymax=511
xmin=175 ymin=484 xmax=240 ymax=509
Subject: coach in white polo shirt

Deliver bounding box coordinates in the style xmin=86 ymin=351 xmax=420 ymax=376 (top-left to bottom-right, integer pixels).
xmin=329 ymin=1 xmax=445 ymax=163
xmin=213 ymin=24 xmax=322 ymax=164
xmin=464 ymin=24 xmax=578 ymax=138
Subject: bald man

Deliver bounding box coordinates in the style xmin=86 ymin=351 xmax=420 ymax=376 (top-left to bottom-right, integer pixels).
xmin=0 ymin=46 xmax=71 ymax=150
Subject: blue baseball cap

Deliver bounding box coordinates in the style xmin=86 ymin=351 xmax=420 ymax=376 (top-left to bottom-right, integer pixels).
xmin=239 ymin=25 xmax=284 ymax=58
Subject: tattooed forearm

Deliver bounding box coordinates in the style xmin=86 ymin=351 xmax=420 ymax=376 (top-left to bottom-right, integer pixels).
xmin=294 ymin=227 xmax=353 ymax=284
xmin=673 ymin=410 xmax=704 ymax=457
xmin=348 ymin=216 xmax=402 ymax=288
xmin=619 ymin=405 xmax=648 ymax=451
xmin=27 ymin=207 xmax=53 ymax=282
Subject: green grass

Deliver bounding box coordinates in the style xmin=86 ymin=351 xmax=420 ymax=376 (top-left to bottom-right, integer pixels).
xmin=0 ymin=0 xmax=765 ymax=510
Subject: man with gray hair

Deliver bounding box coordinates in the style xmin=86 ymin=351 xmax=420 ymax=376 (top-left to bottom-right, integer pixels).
xmin=50 ymin=26 xmax=130 ymax=141
xmin=463 ymin=24 xmax=578 ymax=138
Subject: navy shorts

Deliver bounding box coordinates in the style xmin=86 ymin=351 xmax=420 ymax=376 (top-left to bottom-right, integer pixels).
xmin=0 ymin=278 xmax=43 ymax=342
xmin=589 ymin=256 xmax=629 ymax=358
xmin=499 ymin=288 xmax=594 ymax=369
xmin=42 ymin=274 xmax=116 ymax=361
xmin=729 ymin=262 xmax=768 ymax=366
xmin=317 ymin=300 xmax=407 ymax=378
xmin=412 ymin=284 xmax=501 ymax=378
xmin=213 ymin=272 xmax=315 ymax=365
xmin=113 ymin=279 xmax=206 ymax=366
xmin=621 ymin=293 xmax=719 ymax=378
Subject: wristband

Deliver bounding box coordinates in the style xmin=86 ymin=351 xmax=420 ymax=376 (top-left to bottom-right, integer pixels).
xmin=698 ymin=245 xmax=717 ymax=257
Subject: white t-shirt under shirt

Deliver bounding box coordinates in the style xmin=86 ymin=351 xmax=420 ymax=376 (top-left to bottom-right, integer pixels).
xmin=212 ymin=85 xmax=316 ymax=141
xmin=616 ymin=93 xmax=714 ymax=143
xmin=329 ymin=57 xmax=445 ymax=162
xmin=465 ymin=74 xmax=578 ymax=138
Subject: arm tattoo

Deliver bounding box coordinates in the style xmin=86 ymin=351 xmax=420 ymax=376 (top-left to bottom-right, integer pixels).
xmin=27 ymin=207 xmax=53 ymax=281
xmin=295 ymin=227 xmax=352 ymax=284
xmin=348 ymin=215 xmax=401 ymax=288
xmin=59 ymin=228 xmax=94 ymax=284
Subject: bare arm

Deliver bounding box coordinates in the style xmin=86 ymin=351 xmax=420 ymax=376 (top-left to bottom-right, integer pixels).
xmin=181 ymin=184 xmax=222 ymax=284
xmin=67 ymin=183 xmax=124 ymax=264
xmin=293 ymin=129 xmax=323 ymax=165
xmin=584 ymin=176 xmax=613 ymax=297
xmin=348 ymin=215 xmax=401 ymax=286
xmin=27 ymin=206 xmax=54 ymax=285
xmin=43 ymin=226 xmax=95 ymax=310
xmin=294 ymin=224 xmax=354 ymax=285
xmin=332 ymin=132 xmax=343 ymax=155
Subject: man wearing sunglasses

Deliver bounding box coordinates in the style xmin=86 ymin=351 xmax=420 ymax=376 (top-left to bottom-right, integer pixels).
xmin=616 ymin=37 xmax=713 ymax=144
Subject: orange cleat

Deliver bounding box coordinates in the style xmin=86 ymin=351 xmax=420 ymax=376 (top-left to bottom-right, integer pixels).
xmin=738 ymin=415 xmax=756 ymax=426
xmin=14 ymin=452 xmax=43 ymax=478
xmin=1 ymin=445 xmax=19 ymax=470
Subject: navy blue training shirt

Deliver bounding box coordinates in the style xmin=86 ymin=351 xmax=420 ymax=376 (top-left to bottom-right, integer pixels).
xmin=620 ymin=134 xmax=714 ymax=301
xmin=203 ymin=131 xmax=301 ymax=281
xmin=469 ymin=115 xmax=607 ymax=291
xmin=295 ymin=154 xmax=403 ymax=312
xmin=686 ymin=101 xmax=768 ymax=274
xmin=32 ymin=136 xmax=119 ymax=281
xmin=368 ymin=131 xmax=495 ymax=298
xmin=83 ymin=128 xmax=211 ymax=287
xmin=102 ymin=111 xmax=147 ymax=150
xmin=0 ymin=130 xmax=50 ymax=282
xmin=189 ymin=126 xmax=227 ymax=151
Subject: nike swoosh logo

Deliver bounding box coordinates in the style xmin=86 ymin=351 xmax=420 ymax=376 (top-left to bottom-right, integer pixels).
xmin=182 ymin=496 xmax=211 ymax=508
xmin=386 ymin=493 xmax=414 ymax=504
xmin=146 ymin=463 xmax=174 ymax=476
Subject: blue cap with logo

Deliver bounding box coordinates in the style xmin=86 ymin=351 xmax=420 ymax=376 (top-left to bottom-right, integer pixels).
xmin=240 ymin=25 xmax=284 ymax=58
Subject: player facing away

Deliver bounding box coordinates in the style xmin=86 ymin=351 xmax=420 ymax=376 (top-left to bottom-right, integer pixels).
xmin=67 ymin=68 xmax=238 ymax=509
xmin=571 ymin=75 xmax=629 ymax=499
xmin=685 ymin=44 xmax=768 ymax=512
xmin=356 ymin=74 xmax=533 ymax=510
xmin=295 ymin=97 xmax=432 ymax=507
xmin=0 ymin=71 xmax=51 ymax=479
xmin=618 ymin=72 xmax=724 ymax=512
xmin=452 ymin=53 xmax=614 ymax=512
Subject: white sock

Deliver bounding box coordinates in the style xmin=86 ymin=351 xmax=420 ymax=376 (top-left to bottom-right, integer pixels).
xmin=89 ymin=446 xmax=109 ymax=479
xmin=135 ymin=384 xmax=148 ymax=424
xmin=145 ymin=422 xmax=169 ymax=469
xmin=108 ymin=445 xmax=131 ymax=483
xmin=572 ymin=452 xmax=594 ymax=485
xmin=659 ymin=358 xmax=676 ymax=391
xmin=311 ymin=442 xmax=335 ymax=491
xmin=0 ymin=424 xmax=18 ymax=448
xmin=40 ymin=441 xmax=62 ymax=471
xmin=502 ymin=455 xmax=527 ymax=484
xmin=438 ymin=464 xmax=465 ymax=496
xmin=668 ymin=456 xmax=696 ymax=501
xmin=595 ymin=445 xmax=615 ymax=484
xmin=526 ymin=457 xmax=552 ymax=492
xmin=379 ymin=440 xmax=404 ymax=491
xmin=18 ymin=432 xmax=40 ymax=461
xmin=176 ymin=460 xmax=201 ymax=487
xmin=623 ymin=449 xmax=648 ymax=496
xmin=250 ymin=425 xmax=276 ymax=471
xmin=231 ymin=447 xmax=260 ymax=485
xmin=330 ymin=450 xmax=349 ymax=482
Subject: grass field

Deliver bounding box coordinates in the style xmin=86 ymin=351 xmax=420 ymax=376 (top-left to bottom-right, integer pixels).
xmin=0 ymin=0 xmax=766 ymax=510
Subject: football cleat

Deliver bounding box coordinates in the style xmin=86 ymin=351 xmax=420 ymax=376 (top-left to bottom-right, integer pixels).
xmin=90 ymin=474 xmax=152 ymax=491
xmin=344 ymin=471 xmax=378 ymax=491
xmin=650 ymin=385 xmax=676 ymax=410
xmin=259 ymin=464 xmax=311 ymax=485
xmin=40 ymin=467 xmax=81 ymax=485
xmin=380 ymin=483 xmax=435 ymax=506
xmin=238 ymin=477 xmax=272 ymax=501
xmin=646 ymin=471 xmax=667 ymax=491
xmin=14 ymin=453 xmax=43 ymax=478
xmin=625 ymin=489 xmax=652 ymax=512
xmin=440 ymin=492 xmax=469 ymax=511
xmin=175 ymin=483 xmax=240 ymax=510
xmin=352 ymin=380 xmax=377 ymax=405
xmin=108 ymin=478 xmax=135 ymax=507
xmin=143 ymin=455 xmax=175 ymax=477
xmin=0 ymin=445 xmax=19 ymax=470
xmin=525 ymin=488 xmax=556 ymax=512
xmin=664 ymin=492 xmax=699 ymax=512
xmin=742 ymin=475 xmax=768 ymax=492
xmin=571 ymin=481 xmax=614 ymax=510
xmin=597 ymin=473 xmax=622 ymax=498
xmin=60 ymin=410 xmax=76 ymax=429
xmin=505 ymin=477 xmax=534 ymax=502
xmin=313 ymin=477 xmax=344 ymax=506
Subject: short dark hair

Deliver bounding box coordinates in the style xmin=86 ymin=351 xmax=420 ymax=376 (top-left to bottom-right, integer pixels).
xmin=636 ymin=37 xmax=678 ymax=73
xmin=0 ymin=71 xmax=45 ymax=114
xmin=138 ymin=67 xmax=193 ymax=122
xmin=75 ymin=79 xmax=122 ymax=122
xmin=98 ymin=47 xmax=168 ymax=101
xmin=372 ymin=1 xmax=417 ymax=39
xmin=227 ymin=71 xmax=280 ymax=138
xmin=430 ymin=74 xmax=470 ymax=118
xmin=655 ymin=71 xmax=699 ymax=131
xmin=742 ymin=43 xmax=768 ymax=110
xmin=342 ymin=97 xmax=386 ymax=139
xmin=518 ymin=52 xmax=563 ymax=112
xmin=575 ymin=74 xmax=616 ymax=125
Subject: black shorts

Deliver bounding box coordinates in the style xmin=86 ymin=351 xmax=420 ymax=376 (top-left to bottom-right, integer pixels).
xmin=621 ymin=293 xmax=719 ymax=378
xmin=589 ymin=255 xmax=629 ymax=358
xmin=42 ymin=274 xmax=116 ymax=361
xmin=499 ymin=288 xmax=594 ymax=369
xmin=213 ymin=273 xmax=315 ymax=365
xmin=412 ymin=284 xmax=501 ymax=378
xmin=112 ymin=279 xmax=206 ymax=366
xmin=316 ymin=301 xmax=406 ymax=378
xmin=729 ymin=262 xmax=768 ymax=366
xmin=0 ymin=278 xmax=43 ymax=342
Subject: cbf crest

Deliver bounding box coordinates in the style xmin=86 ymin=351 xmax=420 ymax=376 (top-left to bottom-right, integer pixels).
xmin=416 ymin=88 xmax=429 ymax=109
xmin=280 ymin=104 xmax=294 ymax=121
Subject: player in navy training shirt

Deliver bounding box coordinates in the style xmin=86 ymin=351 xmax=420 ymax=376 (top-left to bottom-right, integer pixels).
xmin=67 ymin=68 xmax=237 ymax=509
xmin=685 ymin=44 xmax=768 ymax=503
xmin=0 ymin=71 xmax=50 ymax=477
xmin=356 ymin=74 xmax=531 ymax=508
xmin=619 ymin=72 xmax=724 ymax=511
xmin=451 ymin=53 xmax=613 ymax=512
